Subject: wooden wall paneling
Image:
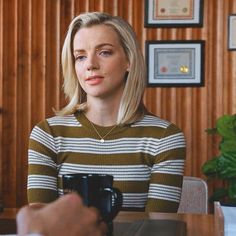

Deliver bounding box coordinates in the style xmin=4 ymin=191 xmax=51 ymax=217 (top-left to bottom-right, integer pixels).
xmin=45 ymin=0 xmax=61 ymax=116
xmin=117 ymin=0 xmax=130 ymax=20
xmin=2 ymin=0 xmax=18 ymax=207
xmin=204 ymin=0 xmax=215 ymax=178
xmin=124 ymin=0 xmax=134 ymax=24
xmin=60 ymin=0 xmax=74 ymax=40
xmin=96 ymin=0 xmax=111 ymax=12
xmin=30 ymin=0 xmax=46 ymax=126
xmin=59 ymin=0 xmax=76 ymax=110
xmin=189 ymin=88 xmax=198 ymax=176
xmin=143 ymin=89 xmax=154 ymax=115
xmin=196 ymin=88 xmax=208 ymax=177
xmin=0 ymin=0 xmax=3 ymax=208
xmin=85 ymin=0 xmax=95 ymax=11
xmin=74 ymin=0 xmax=87 ymax=14
xmin=215 ymin=0 xmax=225 ymax=117
xmin=102 ymin=0 xmax=118 ymax=14
xmin=93 ymin=0 xmax=114 ymax=13
xmin=15 ymin=0 xmax=32 ymax=206
xmin=133 ymin=0 xmax=145 ymax=44
xmin=181 ymin=88 xmax=194 ymax=176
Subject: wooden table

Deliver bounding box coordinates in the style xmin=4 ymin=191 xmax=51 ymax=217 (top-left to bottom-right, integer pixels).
xmin=114 ymin=211 xmax=219 ymax=236
xmin=0 ymin=208 xmax=220 ymax=235
xmin=0 ymin=208 xmax=18 ymax=234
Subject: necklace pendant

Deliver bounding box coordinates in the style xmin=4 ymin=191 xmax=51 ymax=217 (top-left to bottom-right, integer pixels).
xmin=100 ymin=139 xmax=105 ymax=143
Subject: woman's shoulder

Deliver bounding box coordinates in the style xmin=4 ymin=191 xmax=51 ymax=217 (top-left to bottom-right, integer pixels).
xmin=133 ymin=113 xmax=185 ymax=136
xmin=35 ymin=113 xmax=81 ymax=128
xmin=132 ymin=113 xmax=172 ymax=129
xmin=46 ymin=114 xmax=80 ymax=126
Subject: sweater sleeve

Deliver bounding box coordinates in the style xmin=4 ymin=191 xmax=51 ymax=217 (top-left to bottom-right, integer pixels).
xmin=27 ymin=120 xmax=58 ymax=203
xmin=146 ymin=123 xmax=186 ymax=212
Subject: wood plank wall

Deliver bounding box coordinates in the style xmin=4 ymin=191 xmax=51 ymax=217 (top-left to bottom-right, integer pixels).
xmin=0 ymin=0 xmax=236 ymax=208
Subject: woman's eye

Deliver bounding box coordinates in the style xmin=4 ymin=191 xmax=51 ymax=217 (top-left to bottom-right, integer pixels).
xmin=99 ymin=50 xmax=112 ymax=56
xmin=75 ymin=55 xmax=86 ymax=61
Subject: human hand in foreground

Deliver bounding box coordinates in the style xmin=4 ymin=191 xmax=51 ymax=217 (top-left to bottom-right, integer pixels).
xmin=16 ymin=193 xmax=107 ymax=236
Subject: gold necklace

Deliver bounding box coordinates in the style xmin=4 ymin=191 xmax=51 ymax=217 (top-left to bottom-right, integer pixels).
xmin=88 ymin=119 xmax=117 ymax=143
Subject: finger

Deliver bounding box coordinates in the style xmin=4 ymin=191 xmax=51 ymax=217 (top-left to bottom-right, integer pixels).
xmin=16 ymin=206 xmax=35 ymax=236
xmin=87 ymin=207 xmax=108 ymax=236
xmin=51 ymin=193 xmax=83 ymax=209
xmin=88 ymin=206 xmax=102 ymax=217
xmin=98 ymin=221 xmax=108 ymax=235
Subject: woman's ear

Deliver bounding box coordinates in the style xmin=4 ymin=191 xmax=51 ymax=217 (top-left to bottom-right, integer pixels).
xmin=126 ymin=59 xmax=130 ymax=73
xmin=126 ymin=63 xmax=130 ymax=72
xmin=124 ymin=71 xmax=129 ymax=81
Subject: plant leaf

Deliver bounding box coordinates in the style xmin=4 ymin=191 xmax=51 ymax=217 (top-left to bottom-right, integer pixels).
xmin=209 ymin=188 xmax=228 ymax=202
xmin=202 ymin=157 xmax=219 ymax=177
xmin=220 ymin=139 xmax=236 ymax=154
xmin=216 ymin=114 xmax=236 ymax=139
xmin=218 ymin=154 xmax=236 ymax=179
xmin=228 ymin=179 xmax=236 ymax=200
xmin=205 ymin=128 xmax=217 ymax=135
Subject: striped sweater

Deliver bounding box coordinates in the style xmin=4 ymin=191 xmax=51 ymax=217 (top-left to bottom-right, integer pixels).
xmin=27 ymin=111 xmax=186 ymax=212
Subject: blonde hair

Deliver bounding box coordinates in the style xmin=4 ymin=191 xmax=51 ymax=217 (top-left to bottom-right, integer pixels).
xmin=57 ymin=12 xmax=147 ymax=124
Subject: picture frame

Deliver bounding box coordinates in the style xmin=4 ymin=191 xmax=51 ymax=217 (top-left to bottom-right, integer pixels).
xmin=144 ymin=0 xmax=204 ymax=28
xmin=228 ymin=14 xmax=236 ymax=50
xmin=145 ymin=40 xmax=205 ymax=87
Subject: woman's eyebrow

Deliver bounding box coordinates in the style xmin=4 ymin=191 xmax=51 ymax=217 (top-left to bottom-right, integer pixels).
xmin=95 ymin=43 xmax=115 ymax=49
xmin=74 ymin=43 xmax=115 ymax=53
xmin=73 ymin=49 xmax=85 ymax=54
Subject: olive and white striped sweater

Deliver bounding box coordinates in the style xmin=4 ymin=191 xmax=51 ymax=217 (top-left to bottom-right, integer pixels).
xmin=27 ymin=111 xmax=186 ymax=212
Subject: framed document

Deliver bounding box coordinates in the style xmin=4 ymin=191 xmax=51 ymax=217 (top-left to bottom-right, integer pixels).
xmin=145 ymin=40 xmax=205 ymax=87
xmin=228 ymin=15 xmax=236 ymax=50
xmin=145 ymin=0 xmax=204 ymax=27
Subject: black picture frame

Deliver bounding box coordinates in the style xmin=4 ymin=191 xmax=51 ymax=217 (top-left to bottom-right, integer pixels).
xmin=145 ymin=0 xmax=204 ymax=28
xmin=228 ymin=14 xmax=236 ymax=50
xmin=145 ymin=40 xmax=205 ymax=87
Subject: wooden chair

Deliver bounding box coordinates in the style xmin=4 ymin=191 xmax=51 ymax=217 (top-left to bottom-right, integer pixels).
xmin=178 ymin=176 xmax=208 ymax=214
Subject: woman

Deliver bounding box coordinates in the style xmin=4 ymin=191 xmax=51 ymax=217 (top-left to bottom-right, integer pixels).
xmin=28 ymin=12 xmax=186 ymax=212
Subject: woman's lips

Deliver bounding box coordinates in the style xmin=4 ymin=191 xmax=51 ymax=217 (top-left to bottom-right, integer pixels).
xmin=85 ymin=75 xmax=104 ymax=85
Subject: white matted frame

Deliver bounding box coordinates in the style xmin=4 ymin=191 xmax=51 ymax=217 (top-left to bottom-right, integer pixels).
xmin=228 ymin=14 xmax=236 ymax=50
xmin=145 ymin=0 xmax=204 ymax=28
xmin=145 ymin=40 xmax=205 ymax=87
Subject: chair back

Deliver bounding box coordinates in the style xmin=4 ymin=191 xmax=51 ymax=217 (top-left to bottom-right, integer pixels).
xmin=178 ymin=176 xmax=208 ymax=214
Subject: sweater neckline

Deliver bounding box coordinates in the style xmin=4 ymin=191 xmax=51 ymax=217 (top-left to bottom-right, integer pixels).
xmin=74 ymin=110 xmax=126 ymax=138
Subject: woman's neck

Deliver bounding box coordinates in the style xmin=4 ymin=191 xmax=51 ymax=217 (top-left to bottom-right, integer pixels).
xmin=84 ymin=99 xmax=120 ymax=126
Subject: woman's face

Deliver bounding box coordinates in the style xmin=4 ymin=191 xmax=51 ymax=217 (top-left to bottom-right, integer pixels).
xmin=73 ymin=24 xmax=129 ymax=101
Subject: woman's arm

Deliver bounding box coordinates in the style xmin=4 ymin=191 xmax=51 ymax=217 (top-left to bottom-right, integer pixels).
xmin=27 ymin=120 xmax=58 ymax=203
xmin=146 ymin=123 xmax=186 ymax=212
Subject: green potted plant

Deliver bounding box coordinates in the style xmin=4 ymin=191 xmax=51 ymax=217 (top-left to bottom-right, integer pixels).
xmin=202 ymin=114 xmax=236 ymax=205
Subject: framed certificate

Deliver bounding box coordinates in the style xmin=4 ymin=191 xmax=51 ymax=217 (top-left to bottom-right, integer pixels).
xmin=145 ymin=0 xmax=204 ymax=27
xmin=146 ymin=40 xmax=205 ymax=87
xmin=228 ymin=15 xmax=236 ymax=50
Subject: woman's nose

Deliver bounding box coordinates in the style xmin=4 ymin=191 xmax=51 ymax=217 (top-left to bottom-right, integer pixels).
xmin=86 ymin=55 xmax=99 ymax=70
